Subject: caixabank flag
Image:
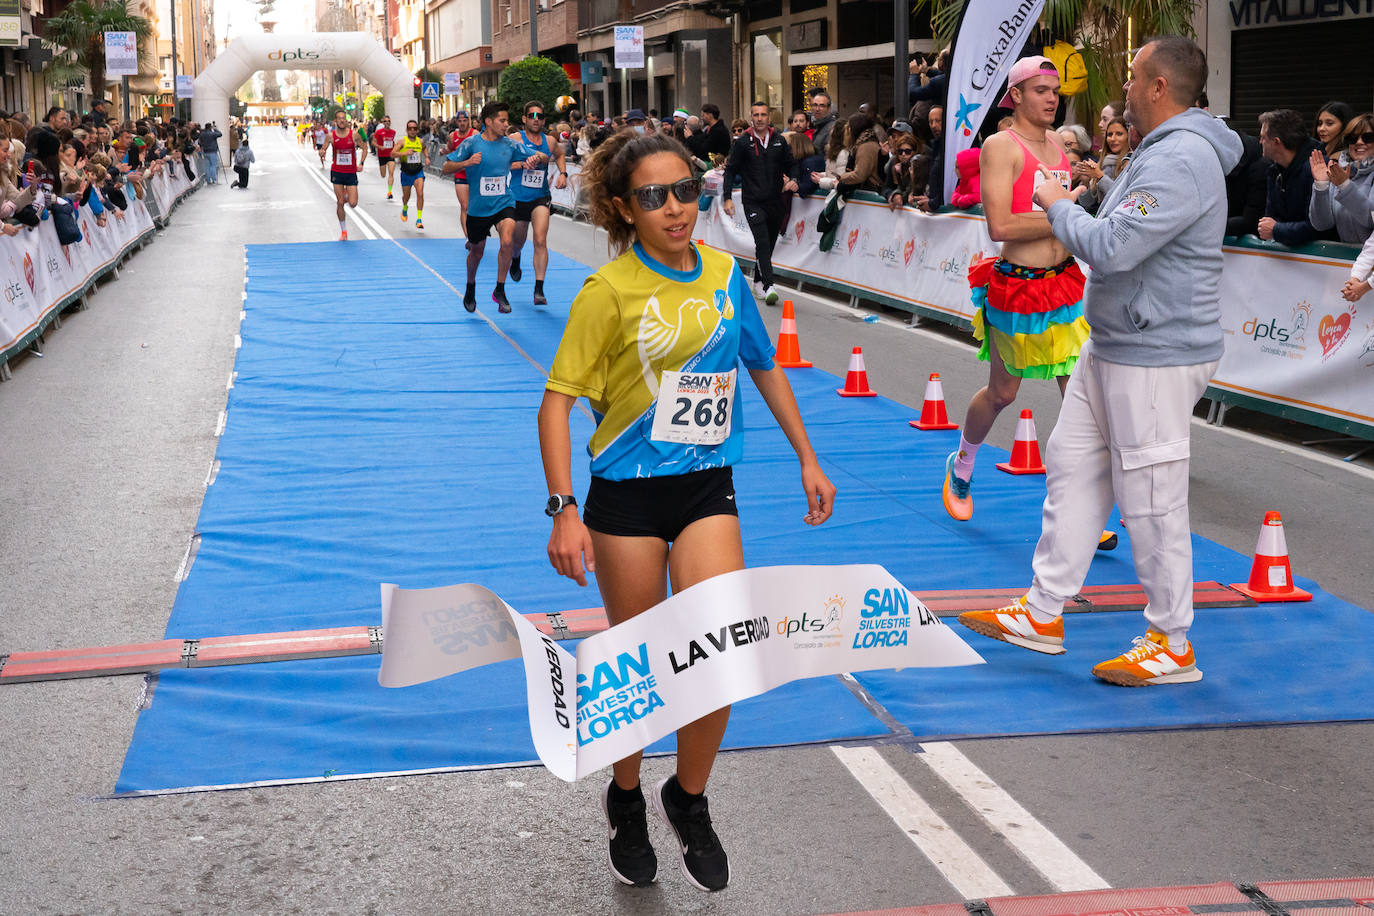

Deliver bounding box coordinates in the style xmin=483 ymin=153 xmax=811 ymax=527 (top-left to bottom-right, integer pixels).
xmin=379 ymin=565 xmax=984 ymax=782
xmin=941 ymin=0 xmax=1046 ymax=203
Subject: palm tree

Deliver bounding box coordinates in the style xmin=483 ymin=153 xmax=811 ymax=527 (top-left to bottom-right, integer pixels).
xmin=913 ymin=0 xmax=1200 ymax=123
xmin=41 ymin=0 xmax=155 ymax=105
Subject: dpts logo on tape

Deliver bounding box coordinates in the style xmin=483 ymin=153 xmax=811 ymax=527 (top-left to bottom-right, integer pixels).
xmin=576 ymin=643 xmax=664 ymax=746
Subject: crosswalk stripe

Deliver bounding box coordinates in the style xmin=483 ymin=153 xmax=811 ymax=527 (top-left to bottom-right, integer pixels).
xmin=917 ymin=742 xmax=1110 ymax=892
xmin=831 ymin=745 xmax=1014 ymax=899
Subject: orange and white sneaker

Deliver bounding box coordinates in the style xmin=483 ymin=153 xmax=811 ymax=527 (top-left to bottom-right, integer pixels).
xmin=942 ymin=451 xmax=973 ymax=521
xmin=957 ymin=596 xmax=1065 ymax=655
xmin=339 ymin=230 xmax=348 ymax=241
xmin=1092 ymin=630 xmax=1202 ymax=686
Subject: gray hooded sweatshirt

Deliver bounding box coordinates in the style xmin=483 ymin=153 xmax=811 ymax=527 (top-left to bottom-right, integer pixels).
xmin=1046 ymin=108 xmax=1243 ymax=367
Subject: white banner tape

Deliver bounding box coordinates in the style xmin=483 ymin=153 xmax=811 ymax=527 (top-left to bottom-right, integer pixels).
xmin=379 ymin=564 xmax=985 ymax=782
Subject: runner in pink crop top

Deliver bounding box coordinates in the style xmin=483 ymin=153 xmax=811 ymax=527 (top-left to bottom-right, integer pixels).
xmin=1006 ymin=129 xmax=1072 ymax=214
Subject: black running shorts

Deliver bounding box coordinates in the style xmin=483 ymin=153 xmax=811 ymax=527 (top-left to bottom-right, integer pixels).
xmin=513 ymin=196 xmax=553 ymax=223
xmin=466 ymin=208 xmax=516 ymax=240
xmin=582 ymin=467 xmax=738 ymax=541
xmin=330 ymin=170 xmax=358 ymax=186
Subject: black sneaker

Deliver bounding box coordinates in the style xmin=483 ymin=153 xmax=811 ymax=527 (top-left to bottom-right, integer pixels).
xmin=492 ymin=287 xmax=511 ymax=314
xmin=603 ymin=781 xmax=657 ymax=887
xmin=533 ymin=291 xmax=548 ymax=306
xmin=509 ymin=258 xmax=523 ymax=282
xmin=463 ymin=285 xmax=477 ymax=312
xmin=652 ymin=775 xmax=729 ymax=891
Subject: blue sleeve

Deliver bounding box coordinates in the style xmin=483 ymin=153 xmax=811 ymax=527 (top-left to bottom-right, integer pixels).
xmin=447 ymin=138 xmax=470 ymax=162
xmin=731 ymin=265 xmax=776 ymax=370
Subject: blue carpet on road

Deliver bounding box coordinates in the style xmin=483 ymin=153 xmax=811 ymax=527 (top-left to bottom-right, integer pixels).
xmin=115 ymin=237 xmax=1374 ymax=794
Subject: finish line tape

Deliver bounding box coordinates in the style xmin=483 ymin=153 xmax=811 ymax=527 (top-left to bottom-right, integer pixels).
xmin=378 ymin=564 xmax=985 ymax=782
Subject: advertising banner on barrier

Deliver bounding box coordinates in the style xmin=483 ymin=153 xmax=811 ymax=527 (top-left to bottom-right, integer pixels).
xmin=1214 ymin=245 xmax=1374 ymax=431
xmin=380 ymin=565 xmax=985 ymax=782
xmin=940 ymin=0 xmax=1046 ymax=203
xmin=701 ymin=190 xmax=993 ymax=324
xmin=0 ymin=168 xmax=193 ymax=360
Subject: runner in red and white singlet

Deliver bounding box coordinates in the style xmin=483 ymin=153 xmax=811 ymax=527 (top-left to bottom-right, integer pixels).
xmin=372 ymin=116 xmax=397 ymax=198
xmin=324 ymin=110 xmax=365 ymax=240
xmin=449 ymin=110 xmax=477 ymax=234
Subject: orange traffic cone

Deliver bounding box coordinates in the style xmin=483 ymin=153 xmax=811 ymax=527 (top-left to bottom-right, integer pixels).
xmin=909 ymin=372 xmax=959 ymax=430
xmin=775 ymin=300 xmax=813 ymax=368
xmin=1231 ymin=511 xmax=1312 ymax=602
xmin=836 ymin=346 xmax=878 ymax=397
xmin=996 ymin=409 xmax=1046 ymax=474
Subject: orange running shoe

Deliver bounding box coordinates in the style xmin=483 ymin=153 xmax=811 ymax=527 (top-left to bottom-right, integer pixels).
xmin=958 ymin=596 xmax=1064 ymax=655
xmin=1092 ymin=630 xmax=1202 ymax=686
xmin=339 ymin=230 xmax=348 ymax=241
xmin=942 ymin=451 xmax=973 ymax=521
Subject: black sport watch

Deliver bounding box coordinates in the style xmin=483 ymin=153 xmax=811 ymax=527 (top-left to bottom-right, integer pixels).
xmin=545 ymin=494 xmax=578 ymax=517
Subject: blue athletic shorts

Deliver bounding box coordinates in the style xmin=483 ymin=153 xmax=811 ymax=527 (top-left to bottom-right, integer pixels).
xmin=400 ymin=169 xmax=424 ymax=188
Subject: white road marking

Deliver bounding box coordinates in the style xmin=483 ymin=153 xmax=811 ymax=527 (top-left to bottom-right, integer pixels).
xmin=831 ymin=745 xmax=1014 ymax=899
xmin=917 ymin=741 xmax=1109 ymax=892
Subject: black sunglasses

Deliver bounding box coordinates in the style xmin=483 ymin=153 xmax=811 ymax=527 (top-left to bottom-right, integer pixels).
xmin=1349 ymin=132 xmax=1374 ymax=146
xmin=897 ymin=147 xmax=916 ymax=155
xmin=627 ymin=177 xmax=701 ymax=211
xmin=526 ymin=112 xmax=546 ymax=119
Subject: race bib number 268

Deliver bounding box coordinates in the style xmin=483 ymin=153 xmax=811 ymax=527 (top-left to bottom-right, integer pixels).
xmin=651 ymin=370 xmax=736 ymax=445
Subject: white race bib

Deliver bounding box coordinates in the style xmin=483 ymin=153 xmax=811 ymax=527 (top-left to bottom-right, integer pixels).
xmin=650 ymin=369 xmax=735 ymax=445
xmin=1031 ymin=168 xmax=1071 ymax=211
xmin=480 ymin=175 xmax=507 ymax=196
xmin=407 ymin=151 xmax=422 ymax=164
xmin=521 ymin=168 xmax=546 ymax=189
xmin=335 ymin=151 xmax=353 ymax=167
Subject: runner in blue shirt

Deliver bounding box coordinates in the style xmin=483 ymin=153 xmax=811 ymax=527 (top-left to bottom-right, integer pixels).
xmin=507 ymin=100 xmax=569 ymax=306
xmin=442 ymin=100 xmax=546 ymax=313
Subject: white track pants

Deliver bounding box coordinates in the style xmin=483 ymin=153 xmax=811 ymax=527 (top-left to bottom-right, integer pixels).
xmin=1024 ymin=342 xmax=1219 ymax=646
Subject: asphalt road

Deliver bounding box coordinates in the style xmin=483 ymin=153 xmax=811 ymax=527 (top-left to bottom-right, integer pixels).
xmin=1 ymin=128 xmax=1371 ymax=916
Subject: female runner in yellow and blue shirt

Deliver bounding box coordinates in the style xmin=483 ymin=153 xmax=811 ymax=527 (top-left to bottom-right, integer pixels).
xmin=537 ymin=130 xmax=835 ymax=894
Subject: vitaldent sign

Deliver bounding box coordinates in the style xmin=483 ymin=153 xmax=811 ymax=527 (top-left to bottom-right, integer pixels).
xmin=1228 ymin=0 xmax=1374 ymax=29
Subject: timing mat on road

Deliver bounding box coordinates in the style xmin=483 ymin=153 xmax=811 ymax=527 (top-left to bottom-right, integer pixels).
xmin=115 ymin=239 xmax=1374 ymax=795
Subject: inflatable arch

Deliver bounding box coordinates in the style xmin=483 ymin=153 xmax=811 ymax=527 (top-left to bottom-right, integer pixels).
xmin=191 ymin=33 xmax=419 ymax=157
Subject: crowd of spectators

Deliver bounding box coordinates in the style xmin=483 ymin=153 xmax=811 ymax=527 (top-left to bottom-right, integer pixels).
xmin=0 ymin=100 xmax=220 ymax=241
xmin=352 ymin=72 xmax=1374 ymax=300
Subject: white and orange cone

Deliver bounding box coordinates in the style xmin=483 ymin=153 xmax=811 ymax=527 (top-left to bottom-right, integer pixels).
xmin=909 ymin=372 xmax=959 ymax=430
xmin=836 ymin=346 xmax=878 ymax=397
xmin=996 ymin=409 xmax=1046 ymax=474
xmin=775 ymin=300 xmax=813 ymax=368
xmin=1231 ymin=510 xmax=1312 ymax=602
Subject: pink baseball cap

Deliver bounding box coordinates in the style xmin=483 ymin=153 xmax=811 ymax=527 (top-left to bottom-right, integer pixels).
xmin=997 ymin=56 xmax=1059 ymax=109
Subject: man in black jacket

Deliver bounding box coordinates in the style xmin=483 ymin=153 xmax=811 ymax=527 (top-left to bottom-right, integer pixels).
xmin=1225 ymin=128 xmax=1269 ymax=238
xmin=722 ymin=101 xmax=799 ymax=305
xmin=692 ymin=103 xmax=731 ymax=161
xmin=1257 ymin=108 xmax=1334 ymax=246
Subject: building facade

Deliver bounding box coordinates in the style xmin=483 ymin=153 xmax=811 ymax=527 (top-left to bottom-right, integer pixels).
xmin=739 ymin=0 xmax=931 ymax=125
xmin=576 ymin=0 xmax=734 ymax=122
xmin=1201 ymin=0 xmax=1374 ymax=132
xmin=427 ymin=0 xmax=498 ymax=115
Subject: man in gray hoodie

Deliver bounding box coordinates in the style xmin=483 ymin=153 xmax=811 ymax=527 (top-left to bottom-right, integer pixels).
xmin=957 ymin=35 xmax=1242 ymax=687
